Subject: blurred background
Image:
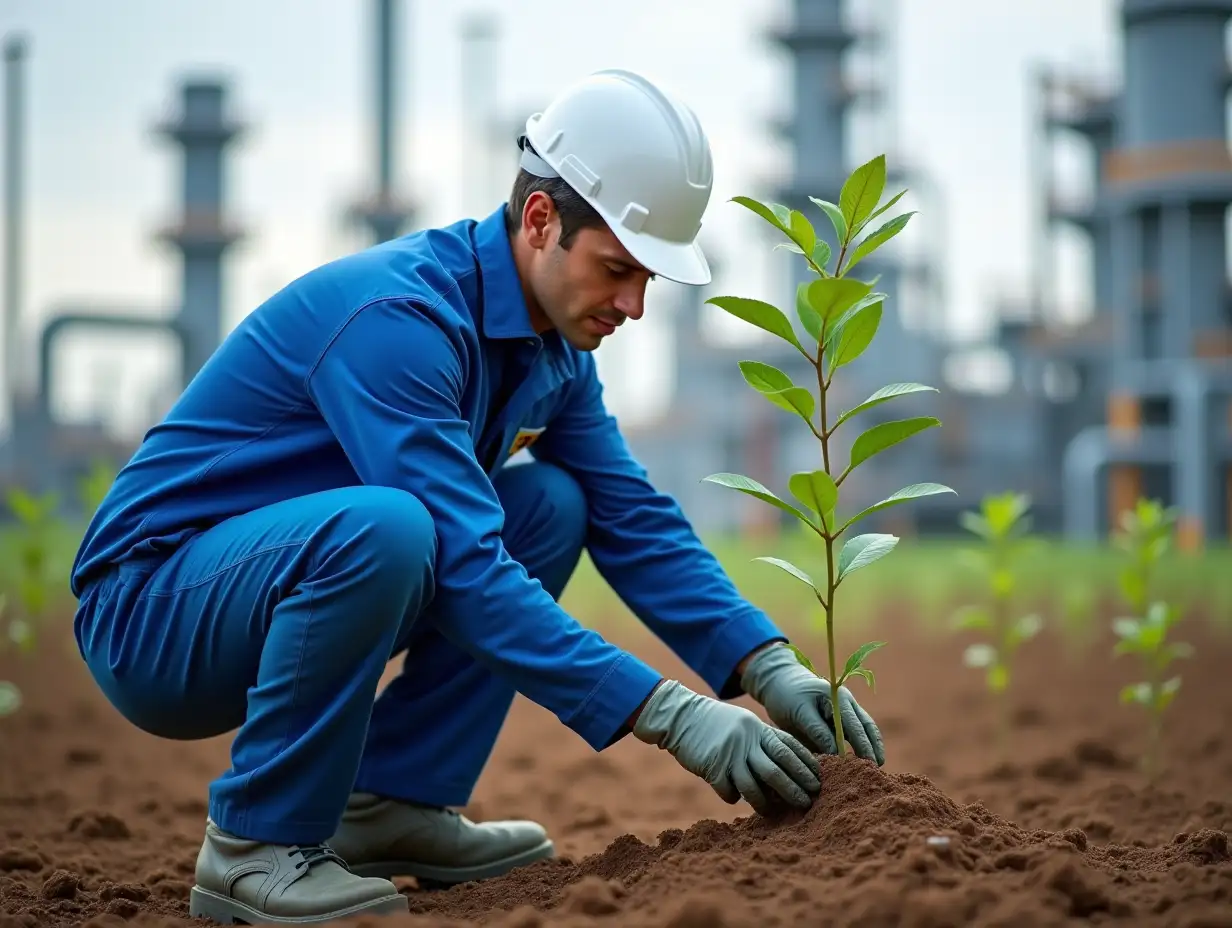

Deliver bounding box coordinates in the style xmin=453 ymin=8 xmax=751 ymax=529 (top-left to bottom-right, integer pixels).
xmin=0 ymin=0 xmax=1230 ymax=558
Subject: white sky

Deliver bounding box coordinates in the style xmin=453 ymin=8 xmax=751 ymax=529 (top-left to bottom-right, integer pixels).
xmin=0 ymin=0 xmax=1123 ymax=439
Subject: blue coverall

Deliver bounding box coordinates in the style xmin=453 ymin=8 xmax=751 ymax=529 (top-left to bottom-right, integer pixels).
xmin=70 ymin=204 xmax=786 ymax=845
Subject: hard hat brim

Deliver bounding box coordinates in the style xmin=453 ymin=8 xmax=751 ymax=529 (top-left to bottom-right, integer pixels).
xmin=609 ymin=225 xmax=712 ymax=286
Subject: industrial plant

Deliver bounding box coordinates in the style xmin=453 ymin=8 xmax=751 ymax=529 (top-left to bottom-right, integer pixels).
xmin=2 ymin=0 xmax=1230 ymax=548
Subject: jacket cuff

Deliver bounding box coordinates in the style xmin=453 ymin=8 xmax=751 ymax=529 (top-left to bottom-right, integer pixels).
xmin=696 ymin=608 xmax=788 ymax=700
xmin=564 ymin=651 xmax=664 ymax=751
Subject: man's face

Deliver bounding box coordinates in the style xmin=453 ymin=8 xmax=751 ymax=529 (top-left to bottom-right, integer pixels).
xmin=518 ymin=194 xmax=655 ymax=351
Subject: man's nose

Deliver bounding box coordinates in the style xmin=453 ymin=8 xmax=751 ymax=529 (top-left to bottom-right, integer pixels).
xmin=614 ymin=285 xmax=647 ymax=321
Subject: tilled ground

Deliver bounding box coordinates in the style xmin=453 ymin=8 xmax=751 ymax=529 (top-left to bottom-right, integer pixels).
xmin=1 ymin=604 xmax=1230 ymax=927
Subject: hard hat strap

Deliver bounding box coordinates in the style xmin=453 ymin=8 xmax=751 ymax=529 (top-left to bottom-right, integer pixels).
xmin=517 ymin=135 xmax=560 ymax=179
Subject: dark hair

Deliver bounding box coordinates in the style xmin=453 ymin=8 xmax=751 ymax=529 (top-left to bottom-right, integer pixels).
xmin=504 ymin=168 xmax=606 ymax=249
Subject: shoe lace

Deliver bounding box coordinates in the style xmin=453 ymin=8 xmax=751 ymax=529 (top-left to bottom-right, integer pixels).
xmin=289 ymin=843 xmax=349 ymax=873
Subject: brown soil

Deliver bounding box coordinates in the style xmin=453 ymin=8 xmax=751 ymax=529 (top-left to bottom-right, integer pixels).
xmin=2 ymin=605 xmax=1231 ymax=927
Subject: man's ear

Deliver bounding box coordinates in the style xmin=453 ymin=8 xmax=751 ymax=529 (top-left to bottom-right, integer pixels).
xmin=521 ymin=192 xmax=558 ymax=250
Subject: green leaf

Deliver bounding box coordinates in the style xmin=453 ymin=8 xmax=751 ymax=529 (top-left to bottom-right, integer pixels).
xmin=753 ymin=556 xmax=822 ymax=598
xmin=1145 ymin=600 xmax=1181 ymax=630
xmin=1112 ymin=618 xmax=1140 ymax=639
xmin=1158 ymin=676 xmax=1182 ymax=711
xmin=1009 ymin=613 xmax=1043 ymax=645
xmin=982 ymin=492 xmax=1031 ymax=538
xmin=846 ymin=666 xmax=876 ymax=692
xmin=706 ymin=296 xmax=803 ymax=353
xmin=777 ymin=240 xmax=833 ymax=275
xmin=788 ymin=470 xmax=838 ymax=527
xmin=864 ymin=188 xmax=908 ymax=227
xmin=963 ymin=643 xmax=996 ymax=668
xmin=810 ymin=197 xmax=848 ymax=244
xmin=789 ymin=209 xmax=817 ymax=257
xmin=701 ymin=473 xmax=815 ymax=529
xmin=842 ymin=641 xmax=886 ymax=680
xmin=987 ymin=664 xmax=1009 ymax=693
xmin=837 ymin=533 xmax=899 ymax=582
xmin=786 ymin=643 xmax=816 ymax=674
xmin=795 ymin=283 xmax=823 ymax=342
xmin=736 ymin=361 xmax=815 ymax=426
xmin=1119 ymin=682 xmax=1152 ymax=705
xmin=845 ymin=211 xmax=915 ymax=274
xmin=839 ymin=154 xmax=886 ymax=232
xmin=731 ymin=196 xmax=793 ymax=235
xmin=806 ymin=277 xmax=873 ymax=326
xmin=825 ymin=298 xmax=883 ymax=370
xmin=7 ymin=489 xmax=41 ymax=526
xmin=0 ymin=681 xmax=20 ymax=717
xmin=738 ymin=359 xmax=793 ymax=393
xmin=840 ymin=483 xmax=956 ymax=533
xmin=834 ymin=382 xmax=939 ymax=429
xmin=950 ymin=606 xmax=993 ymax=631
xmin=849 ymin=417 xmax=941 ymax=471
xmin=762 ymin=387 xmax=817 ymax=425
xmin=8 ymin=620 xmax=33 ymax=654
xmin=959 ymin=511 xmax=993 ymax=540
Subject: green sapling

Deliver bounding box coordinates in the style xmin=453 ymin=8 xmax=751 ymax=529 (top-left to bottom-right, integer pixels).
xmin=701 ymin=154 xmax=954 ymax=756
xmin=952 ymin=491 xmax=1042 ymax=759
xmin=1112 ymin=498 xmax=1189 ymax=783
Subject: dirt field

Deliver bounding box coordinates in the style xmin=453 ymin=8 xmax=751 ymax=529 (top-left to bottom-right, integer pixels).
xmin=2 ymin=603 xmax=1231 ymax=927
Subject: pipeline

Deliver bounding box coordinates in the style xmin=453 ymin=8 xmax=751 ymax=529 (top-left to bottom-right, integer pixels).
xmin=37 ymin=312 xmax=191 ymax=424
xmin=1061 ymin=358 xmax=1232 ymax=541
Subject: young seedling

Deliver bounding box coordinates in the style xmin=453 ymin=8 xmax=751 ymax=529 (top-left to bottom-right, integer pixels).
xmin=0 ymin=594 xmax=21 ymax=719
xmin=4 ymin=488 xmax=61 ymax=653
xmin=952 ymin=491 xmax=1043 ymax=760
xmin=1111 ymin=498 xmax=1189 ymax=783
xmin=701 ymin=153 xmax=955 ymax=756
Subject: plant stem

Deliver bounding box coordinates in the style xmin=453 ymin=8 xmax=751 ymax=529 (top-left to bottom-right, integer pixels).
xmin=815 ymin=326 xmax=845 ymax=757
xmin=992 ymin=544 xmax=1009 ymax=764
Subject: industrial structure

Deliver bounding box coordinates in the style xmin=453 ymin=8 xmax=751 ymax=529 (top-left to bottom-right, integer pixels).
xmin=625 ymin=0 xmax=1232 ymax=547
xmin=1 ymin=0 xmax=1230 ymax=545
xmin=1 ymin=31 xmax=245 ymax=505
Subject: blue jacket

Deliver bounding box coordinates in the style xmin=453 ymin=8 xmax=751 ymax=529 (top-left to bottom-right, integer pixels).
xmin=71 ymin=204 xmax=785 ymax=750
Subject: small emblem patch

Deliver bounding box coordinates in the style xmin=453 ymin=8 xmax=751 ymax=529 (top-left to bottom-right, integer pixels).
xmin=508 ymin=427 xmax=546 ymax=456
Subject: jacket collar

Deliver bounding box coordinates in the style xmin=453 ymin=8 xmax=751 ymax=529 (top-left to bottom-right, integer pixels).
xmin=474 ymin=204 xmax=539 ymax=341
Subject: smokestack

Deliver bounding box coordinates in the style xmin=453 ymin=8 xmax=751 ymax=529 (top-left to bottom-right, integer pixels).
xmin=3 ymin=33 xmax=26 ymax=408
xmin=460 ymin=14 xmax=498 ymax=216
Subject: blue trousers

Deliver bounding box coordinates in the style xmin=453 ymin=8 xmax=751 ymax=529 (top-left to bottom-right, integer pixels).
xmin=74 ymin=461 xmax=587 ymax=845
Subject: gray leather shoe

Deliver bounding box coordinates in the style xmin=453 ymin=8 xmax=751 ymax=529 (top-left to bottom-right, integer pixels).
xmin=189 ymin=819 xmax=408 ymax=925
xmin=327 ymin=792 xmax=555 ymax=887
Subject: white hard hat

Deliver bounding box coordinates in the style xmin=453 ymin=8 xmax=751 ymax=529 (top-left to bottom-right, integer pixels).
xmin=517 ymin=69 xmax=714 ymax=286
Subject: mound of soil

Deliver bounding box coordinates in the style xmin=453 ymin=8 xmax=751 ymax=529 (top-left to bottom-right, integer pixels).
xmin=394 ymin=754 xmax=1232 ymax=927
xmin=3 ymin=609 xmax=1231 ymax=926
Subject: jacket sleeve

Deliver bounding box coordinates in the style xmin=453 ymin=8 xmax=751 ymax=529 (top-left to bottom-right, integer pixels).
xmin=305 ymin=297 xmax=662 ymax=749
xmin=529 ymin=350 xmax=786 ymax=699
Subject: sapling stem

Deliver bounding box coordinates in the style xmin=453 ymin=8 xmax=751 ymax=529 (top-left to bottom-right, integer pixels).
xmin=814 ymin=346 xmax=845 ymax=755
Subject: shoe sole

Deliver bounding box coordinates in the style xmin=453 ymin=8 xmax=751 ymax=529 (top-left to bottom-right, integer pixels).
xmin=346 ymin=838 xmax=556 ymax=888
xmin=188 ymin=886 xmax=408 ymax=925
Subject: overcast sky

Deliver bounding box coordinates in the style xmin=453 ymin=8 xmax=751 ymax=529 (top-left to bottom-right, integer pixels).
xmin=1 ymin=0 xmax=1123 ymax=438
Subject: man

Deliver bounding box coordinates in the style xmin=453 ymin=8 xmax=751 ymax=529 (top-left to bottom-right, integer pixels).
xmin=70 ymin=68 xmax=883 ymax=926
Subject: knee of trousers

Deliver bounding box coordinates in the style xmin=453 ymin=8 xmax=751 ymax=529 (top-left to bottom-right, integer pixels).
xmin=311 ymin=484 xmax=440 ymax=628
xmin=505 ymin=461 xmax=589 ymax=551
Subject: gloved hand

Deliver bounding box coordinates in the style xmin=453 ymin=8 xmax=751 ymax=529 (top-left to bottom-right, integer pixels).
xmin=631 ymin=679 xmax=821 ymax=815
xmin=740 ymin=642 xmax=885 ymax=765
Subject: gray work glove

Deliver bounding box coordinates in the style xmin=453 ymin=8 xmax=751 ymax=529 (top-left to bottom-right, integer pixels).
xmin=740 ymin=642 xmax=885 ymax=766
xmin=632 ymin=679 xmax=821 ymax=815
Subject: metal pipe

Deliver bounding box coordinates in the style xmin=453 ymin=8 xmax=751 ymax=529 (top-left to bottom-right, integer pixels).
xmin=1062 ymin=424 xmax=1176 ymax=540
xmin=1062 ymin=359 xmax=1232 ymax=540
xmin=37 ymin=313 xmax=191 ymax=422
xmin=4 ymin=33 xmax=26 ymax=407
xmin=376 ymin=0 xmax=395 ymax=196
